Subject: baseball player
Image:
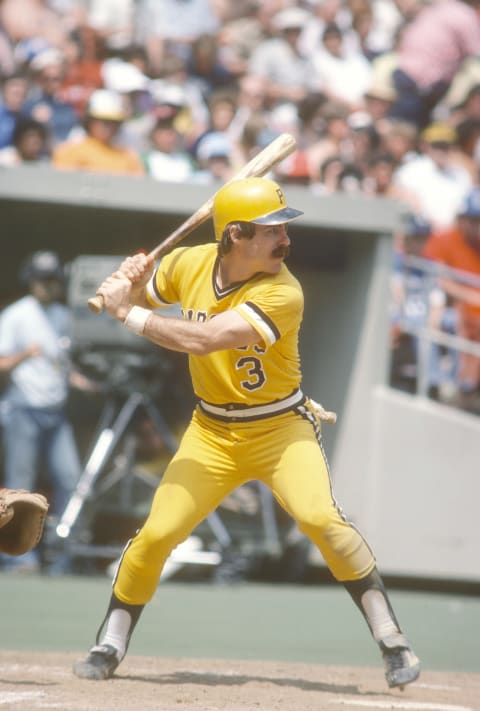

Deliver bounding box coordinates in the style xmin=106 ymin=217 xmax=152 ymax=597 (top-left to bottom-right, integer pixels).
xmin=73 ymin=177 xmax=420 ymax=689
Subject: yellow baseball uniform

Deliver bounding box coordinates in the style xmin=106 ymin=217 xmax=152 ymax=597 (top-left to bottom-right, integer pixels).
xmin=113 ymin=243 xmax=375 ymax=605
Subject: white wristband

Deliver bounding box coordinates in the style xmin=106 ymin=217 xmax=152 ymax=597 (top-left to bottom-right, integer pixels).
xmin=123 ymin=306 xmax=151 ymax=335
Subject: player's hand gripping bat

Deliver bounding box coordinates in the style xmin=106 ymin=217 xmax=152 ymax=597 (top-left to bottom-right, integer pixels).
xmin=87 ymin=133 xmax=297 ymax=314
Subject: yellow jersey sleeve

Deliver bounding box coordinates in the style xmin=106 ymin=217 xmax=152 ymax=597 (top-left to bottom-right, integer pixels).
xmin=234 ymin=279 xmax=304 ymax=349
xmin=145 ymin=247 xmax=190 ymax=308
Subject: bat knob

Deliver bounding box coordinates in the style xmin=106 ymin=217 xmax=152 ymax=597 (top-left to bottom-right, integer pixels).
xmin=87 ymin=295 xmax=105 ymax=314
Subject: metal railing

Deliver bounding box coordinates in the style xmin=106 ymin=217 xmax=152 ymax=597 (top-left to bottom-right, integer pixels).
xmin=389 ymin=254 xmax=480 ymax=400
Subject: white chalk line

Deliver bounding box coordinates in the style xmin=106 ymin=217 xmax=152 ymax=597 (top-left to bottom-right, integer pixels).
xmin=0 ymin=691 xmax=45 ymax=705
xmin=330 ymin=699 xmax=473 ymax=711
xmin=416 ymin=683 xmax=462 ymax=692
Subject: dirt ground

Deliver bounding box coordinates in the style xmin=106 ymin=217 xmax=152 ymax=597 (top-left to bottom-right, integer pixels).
xmin=0 ymin=651 xmax=479 ymax=711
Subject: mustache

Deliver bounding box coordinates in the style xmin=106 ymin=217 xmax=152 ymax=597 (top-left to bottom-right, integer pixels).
xmin=272 ymin=245 xmax=290 ymax=259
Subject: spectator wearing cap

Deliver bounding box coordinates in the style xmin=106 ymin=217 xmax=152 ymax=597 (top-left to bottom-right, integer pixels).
xmin=389 ymin=0 xmax=480 ymax=129
xmin=0 ymin=250 xmax=88 ymax=573
xmin=22 ymin=48 xmax=81 ymax=148
xmin=52 ymin=89 xmax=144 ymax=175
xmin=248 ymin=7 xmax=316 ymax=107
xmin=364 ymin=74 xmax=398 ymax=124
xmin=392 ymin=122 xmax=473 ymax=230
xmin=423 ymin=187 xmax=480 ymax=410
xmin=193 ymin=130 xmax=234 ymax=183
xmin=100 ymin=55 xmax=153 ymax=153
xmin=347 ymin=111 xmax=380 ymax=174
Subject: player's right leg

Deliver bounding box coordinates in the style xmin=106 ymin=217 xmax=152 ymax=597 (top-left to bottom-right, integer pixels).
xmin=73 ymin=410 xmax=240 ymax=680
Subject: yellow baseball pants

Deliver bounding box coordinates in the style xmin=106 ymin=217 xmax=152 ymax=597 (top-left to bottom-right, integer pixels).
xmin=114 ymin=403 xmax=376 ymax=605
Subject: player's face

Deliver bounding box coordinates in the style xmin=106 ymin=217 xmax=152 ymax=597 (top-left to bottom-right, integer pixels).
xmin=242 ymin=223 xmax=291 ymax=274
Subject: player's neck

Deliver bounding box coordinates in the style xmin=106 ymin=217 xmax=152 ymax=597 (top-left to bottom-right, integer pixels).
xmin=217 ymin=255 xmax=256 ymax=289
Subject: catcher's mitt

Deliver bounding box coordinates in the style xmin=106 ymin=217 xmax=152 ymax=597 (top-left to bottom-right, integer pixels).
xmin=0 ymin=488 xmax=49 ymax=556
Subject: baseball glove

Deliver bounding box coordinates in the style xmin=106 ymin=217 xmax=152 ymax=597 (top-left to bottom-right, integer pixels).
xmin=0 ymin=488 xmax=49 ymax=556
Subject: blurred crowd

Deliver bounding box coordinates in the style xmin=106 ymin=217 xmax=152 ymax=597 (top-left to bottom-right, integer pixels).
xmin=1 ymin=0 xmax=480 ymax=410
xmin=0 ymin=0 xmax=479 ymax=200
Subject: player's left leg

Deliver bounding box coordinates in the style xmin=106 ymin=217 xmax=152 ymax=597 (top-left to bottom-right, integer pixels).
xmin=257 ymin=407 xmax=420 ymax=689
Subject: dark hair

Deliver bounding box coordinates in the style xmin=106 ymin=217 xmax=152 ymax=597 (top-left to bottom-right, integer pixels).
xmin=12 ymin=117 xmax=47 ymax=147
xmin=322 ymin=22 xmax=342 ymax=40
xmin=218 ymin=221 xmax=256 ymax=256
xmin=368 ymin=152 xmax=397 ymax=168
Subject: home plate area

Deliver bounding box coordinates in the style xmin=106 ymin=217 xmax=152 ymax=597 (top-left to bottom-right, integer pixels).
xmin=1 ymin=652 xmax=479 ymax=711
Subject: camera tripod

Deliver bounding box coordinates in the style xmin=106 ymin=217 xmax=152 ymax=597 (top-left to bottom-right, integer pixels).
xmin=55 ymin=389 xmax=231 ymax=574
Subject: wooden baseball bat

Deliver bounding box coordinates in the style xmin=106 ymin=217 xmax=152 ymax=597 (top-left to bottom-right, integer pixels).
xmin=87 ymin=132 xmax=297 ymax=313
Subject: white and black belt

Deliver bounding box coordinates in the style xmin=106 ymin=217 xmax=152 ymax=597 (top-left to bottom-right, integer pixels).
xmin=198 ymin=389 xmax=305 ymax=422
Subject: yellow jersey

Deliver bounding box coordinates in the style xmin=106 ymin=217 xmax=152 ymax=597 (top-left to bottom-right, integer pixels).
xmin=146 ymin=243 xmax=303 ymax=409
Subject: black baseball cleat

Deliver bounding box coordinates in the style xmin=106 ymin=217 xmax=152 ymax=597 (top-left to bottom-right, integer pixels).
xmin=380 ymin=633 xmax=421 ymax=689
xmin=73 ymin=644 xmax=121 ymax=680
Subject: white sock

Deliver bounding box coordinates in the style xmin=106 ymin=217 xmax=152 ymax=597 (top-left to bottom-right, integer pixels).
xmin=360 ymin=589 xmax=398 ymax=641
xmin=100 ymin=609 xmax=131 ymax=659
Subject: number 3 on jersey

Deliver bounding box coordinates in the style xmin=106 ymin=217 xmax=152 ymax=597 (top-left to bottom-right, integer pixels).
xmin=235 ymin=344 xmax=266 ymax=391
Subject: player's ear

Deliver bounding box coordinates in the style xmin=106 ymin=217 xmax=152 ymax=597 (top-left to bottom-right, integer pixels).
xmin=228 ymin=224 xmax=242 ymax=244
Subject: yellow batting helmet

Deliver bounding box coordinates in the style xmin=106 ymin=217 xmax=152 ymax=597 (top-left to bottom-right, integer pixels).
xmin=212 ymin=177 xmax=303 ymax=240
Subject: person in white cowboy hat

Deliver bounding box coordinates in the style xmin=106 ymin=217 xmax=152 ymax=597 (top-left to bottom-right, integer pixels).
xmin=52 ymin=88 xmax=145 ymax=175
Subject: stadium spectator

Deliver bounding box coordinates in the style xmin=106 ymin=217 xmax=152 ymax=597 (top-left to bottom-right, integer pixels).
xmin=0 ymin=0 xmax=68 ymax=59
xmin=59 ymin=26 xmax=105 ymax=118
xmin=346 ymin=111 xmax=380 ymax=175
xmin=310 ymin=21 xmax=372 ymax=111
xmin=377 ymin=118 xmax=417 ymax=166
xmin=22 ymin=48 xmax=81 ymax=148
xmin=187 ymin=33 xmax=236 ymax=96
xmin=389 ymin=0 xmax=480 ymax=129
xmin=305 ymin=100 xmax=351 ymax=183
xmin=193 ymin=129 xmax=234 ymax=183
xmin=143 ymin=117 xmax=196 ymax=182
xmin=52 ymin=88 xmax=145 ymax=175
xmin=0 ymin=72 xmax=29 ymax=149
xmin=0 ymin=117 xmax=50 ymax=166
xmin=453 ymin=117 xmax=480 ymax=182
xmin=392 ymin=122 xmax=473 ymax=230
xmin=85 ymin=0 xmax=136 ymax=55
xmin=135 ymin=0 xmax=221 ymax=75
xmin=423 ymin=187 xmax=480 ymax=412
xmin=226 ymin=73 xmax=269 ymax=146
xmin=299 ymin=0 xmax=353 ymax=58
xmin=311 ymin=154 xmax=346 ymax=194
xmin=389 ymin=212 xmax=458 ymax=398
xmin=248 ymin=6 xmax=315 ymax=108
xmin=189 ymin=88 xmax=237 ymax=161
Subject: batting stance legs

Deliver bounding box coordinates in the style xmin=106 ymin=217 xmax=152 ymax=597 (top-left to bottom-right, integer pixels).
xmin=74 ymin=403 xmax=420 ymax=688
